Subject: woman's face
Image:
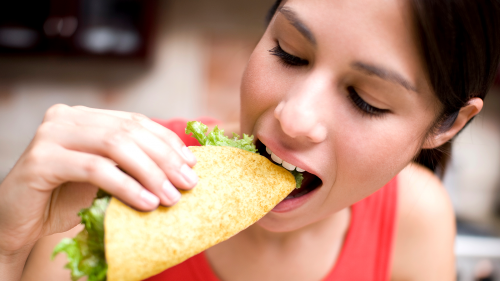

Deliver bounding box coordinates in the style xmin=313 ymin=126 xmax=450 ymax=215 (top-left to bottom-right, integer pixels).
xmin=240 ymin=0 xmax=441 ymax=232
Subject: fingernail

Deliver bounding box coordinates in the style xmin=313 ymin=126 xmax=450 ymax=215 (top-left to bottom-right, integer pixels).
xmin=182 ymin=146 xmax=196 ymax=163
xmin=163 ymin=180 xmax=181 ymax=204
xmin=140 ymin=189 xmax=160 ymax=207
xmin=180 ymin=164 xmax=198 ymax=186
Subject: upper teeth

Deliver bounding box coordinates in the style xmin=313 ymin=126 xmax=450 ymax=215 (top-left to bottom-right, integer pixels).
xmin=266 ymin=148 xmax=306 ymax=172
xmin=271 ymin=152 xmax=283 ymax=164
xmin=282 ymin=161 xmax=295 ymax=171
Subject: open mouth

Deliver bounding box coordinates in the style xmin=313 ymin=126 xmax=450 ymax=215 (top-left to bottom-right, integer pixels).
xmin=255 ymin=140 xmax=323 ymax=199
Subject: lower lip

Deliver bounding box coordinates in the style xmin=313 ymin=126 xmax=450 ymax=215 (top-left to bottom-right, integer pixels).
xmin=271 ymin=185 xmax=321 ymax=213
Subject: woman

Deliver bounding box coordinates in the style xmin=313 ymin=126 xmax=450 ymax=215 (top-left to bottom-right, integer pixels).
xmin=1 ymin=0 xmax=499 ymax=280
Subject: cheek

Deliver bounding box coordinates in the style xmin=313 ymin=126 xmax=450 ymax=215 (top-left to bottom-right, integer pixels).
xmin=240 ymin=42 xmax=290 ymax=135
xmin=333 ymin=114 xmax=426 ymax=197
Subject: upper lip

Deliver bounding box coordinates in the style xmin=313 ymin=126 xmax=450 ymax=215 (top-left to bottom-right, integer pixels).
xmin=256 ymin=134 xmax=321 ymax=180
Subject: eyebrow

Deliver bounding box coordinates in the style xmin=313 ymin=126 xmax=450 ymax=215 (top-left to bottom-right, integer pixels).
xmin=352 ymin=62 xmax=418 ymax=92
xmin=278 ymin=7 xmax=317 ymax=46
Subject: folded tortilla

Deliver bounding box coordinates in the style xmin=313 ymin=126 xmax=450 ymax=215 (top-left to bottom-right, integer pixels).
xmin=104 ymin=146 xmax=296 ymax=281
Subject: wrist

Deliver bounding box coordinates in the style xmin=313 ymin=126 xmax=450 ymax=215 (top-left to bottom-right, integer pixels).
xmin=0 ymin=244 xmax=33 ymax=281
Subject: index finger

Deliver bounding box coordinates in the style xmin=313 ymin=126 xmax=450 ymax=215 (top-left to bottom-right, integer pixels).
xmin=72 ymin=106 xmax=196 ymax=167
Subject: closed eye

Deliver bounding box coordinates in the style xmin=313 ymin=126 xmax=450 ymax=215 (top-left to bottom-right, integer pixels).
xmin=347 ymin=86 xmax=390 ymax=117
xmin=269 ymin=44 xmax=309 ymax=67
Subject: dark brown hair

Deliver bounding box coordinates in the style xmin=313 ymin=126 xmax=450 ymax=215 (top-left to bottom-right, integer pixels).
xmin=267 ymin=0 xmax=500 ymax=176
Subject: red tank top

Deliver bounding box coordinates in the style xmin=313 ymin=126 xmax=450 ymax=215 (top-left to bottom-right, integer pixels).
xmin=147 ymin=118 xmax=398 ymax=281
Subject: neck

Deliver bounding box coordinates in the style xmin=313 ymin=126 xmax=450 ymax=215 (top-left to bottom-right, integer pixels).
xmin=244 ymin=207 xmax=351 ymax=251
xmin=205 ymin=208 xmax=352 ymax=281
xmin=205 ymin=208 xmax=351 ymax=281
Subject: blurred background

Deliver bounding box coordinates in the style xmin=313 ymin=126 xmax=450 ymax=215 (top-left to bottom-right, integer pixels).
xmin=0 ymin=0 xmax=499 ymax=280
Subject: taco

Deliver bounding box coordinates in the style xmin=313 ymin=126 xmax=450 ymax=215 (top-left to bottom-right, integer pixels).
xmin=53 ymin=121 xmax=301 ymax=281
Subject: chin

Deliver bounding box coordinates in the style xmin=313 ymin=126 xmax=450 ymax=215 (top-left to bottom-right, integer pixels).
xmin=253 ymin=194 xmax=350 ymax=234
xmin=253 ymin=211 xmax=319 ymax=233
xmin=255 ymin=217 xmax=303 ymax=233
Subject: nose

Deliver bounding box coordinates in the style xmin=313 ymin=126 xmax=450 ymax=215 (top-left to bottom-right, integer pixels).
xmin=274 ymin=76 xmax=328 ymax=143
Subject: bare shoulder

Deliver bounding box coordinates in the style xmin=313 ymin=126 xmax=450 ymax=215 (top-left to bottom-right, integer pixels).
xmin=391 ymin=163 xmax=456 ymax=281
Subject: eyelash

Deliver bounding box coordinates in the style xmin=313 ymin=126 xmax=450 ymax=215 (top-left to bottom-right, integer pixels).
xmin=347 ymin=86 xmax=389 ymax=117
xmin=268 ymin=44 xmax=387 ymax=118
xmin=269 ymin=44 xmax=309 ymax=67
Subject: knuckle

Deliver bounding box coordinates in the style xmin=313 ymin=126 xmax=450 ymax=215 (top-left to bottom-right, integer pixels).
xmin=162 ymin=149 xmax=184 ymax=170
xmin=156 ymin=147 xmax=172 ymax=163
xmin=148 ymin=163 xmax=167 ymax=180
xmin=120 ymin=119 xmax=142 ymax=134
xmin=25 ymin=145 xmax=48 ymax=167
xmin=44 ymin=104 xmax=69 ymax=121
xmin=162 ymin=129 xmax=182 ymax=144
xmin=72 ymin=105 xmax=89 ymax=110
xmin=117 ymin=175 xmax=136 ymax=194
xmin=103 ymin=131 xmax=129 ymax=148
xmin=82 ymin=156 xmax=102 ymax=177
xmin=36 ymin=122 xmax=58 ymax=139
xmin=24 ymin=145 xmax=52 ymax=180
xmin=130 ymin=112 xmax=148 ymax=123
xmin=169 ymin=136 xmax=185 ymax=149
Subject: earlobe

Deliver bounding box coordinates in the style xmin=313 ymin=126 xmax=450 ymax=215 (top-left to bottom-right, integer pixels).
xmin=422 ymin=98 xmax=484 ymax=149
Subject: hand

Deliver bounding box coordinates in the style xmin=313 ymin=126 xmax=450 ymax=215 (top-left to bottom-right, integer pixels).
xmin=0 ymin=104 xmax=197 ymax=261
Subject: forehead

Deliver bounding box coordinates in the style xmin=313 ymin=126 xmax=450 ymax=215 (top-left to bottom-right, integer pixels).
xmin=278 ymin=0 xmax=430 ymax=93
xmin=281 ymin=0 xmax=413 ymax=40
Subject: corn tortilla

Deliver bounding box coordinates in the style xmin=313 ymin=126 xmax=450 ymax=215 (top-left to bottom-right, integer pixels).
xmin=105 ymin=146 xmax=296 ymax=281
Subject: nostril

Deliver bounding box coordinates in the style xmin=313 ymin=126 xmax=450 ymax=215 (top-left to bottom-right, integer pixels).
xmin=281 ymin=119 xmax=327 ymax=142
xmin=280 ymin=121 xmax=301 ymax=139
xmin=308 ymin=125 xmax=327 ymax=143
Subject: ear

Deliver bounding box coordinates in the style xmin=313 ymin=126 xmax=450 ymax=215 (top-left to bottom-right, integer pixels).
xmin=422 ymin=98 xmax=483 ymax=149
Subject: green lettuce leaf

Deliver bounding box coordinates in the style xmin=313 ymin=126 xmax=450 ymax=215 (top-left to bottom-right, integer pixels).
xmin=185 ymin=121 xmax=258 ymax=153
xmin=52 ymin=194 xmax=110 ymax=281
xmin=291 ymin=170 xmax=304 ymax=189
xmin=185 ymin=121 xmax=303 ymax=188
